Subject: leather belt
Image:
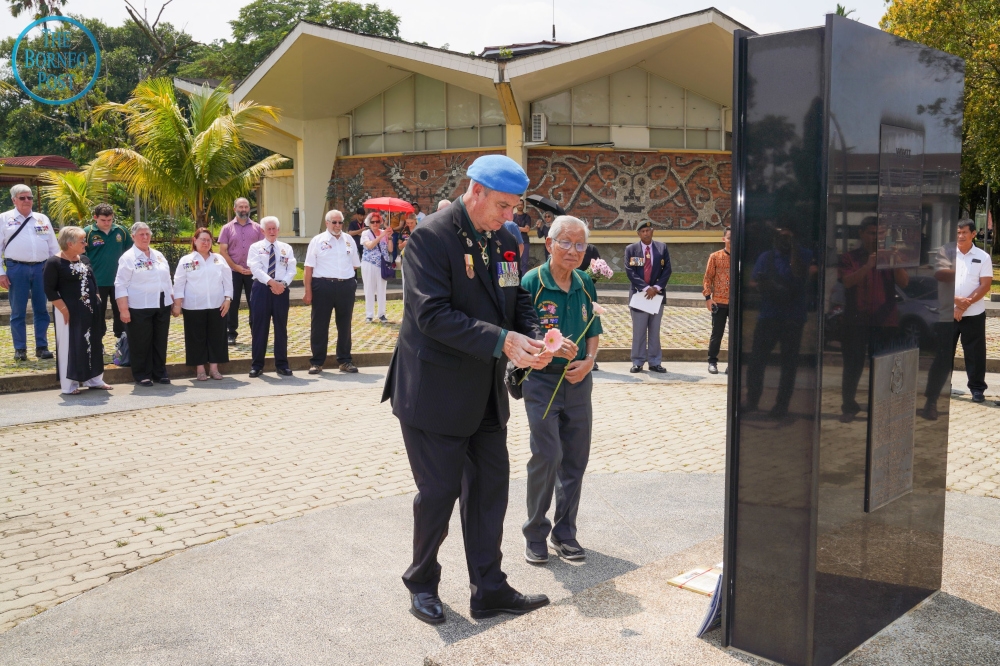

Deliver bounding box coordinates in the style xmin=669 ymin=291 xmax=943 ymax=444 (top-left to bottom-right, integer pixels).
xmin=312 ymin=277 xmax=355 ymax=282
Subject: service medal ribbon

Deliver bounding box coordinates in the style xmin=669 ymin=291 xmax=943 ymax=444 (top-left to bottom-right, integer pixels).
xmin=465 ymin=254 xmax=475 ymax=279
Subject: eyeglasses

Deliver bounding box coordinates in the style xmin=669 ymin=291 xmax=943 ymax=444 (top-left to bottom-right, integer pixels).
xmin=553 ymin=239 xmax=587 ymax=253
xmin=330 ymin=220 xmax=343 ymax=225
xmin=17 ymin=196 xmax=33 ymax=201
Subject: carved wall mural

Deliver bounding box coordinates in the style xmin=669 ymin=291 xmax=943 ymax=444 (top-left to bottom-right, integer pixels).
xmin=526 ymin=149 xmax=731 ymax=231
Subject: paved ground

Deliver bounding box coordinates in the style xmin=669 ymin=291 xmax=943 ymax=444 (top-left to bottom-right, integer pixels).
xmin=1 ymin=361 xmax=999 ymax=641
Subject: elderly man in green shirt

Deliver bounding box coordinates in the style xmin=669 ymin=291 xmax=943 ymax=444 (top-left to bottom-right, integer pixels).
xmin=520 ymin=215 xmax=602 ymax=564
xmin=83 ymin=203 xmax=133 ymax=342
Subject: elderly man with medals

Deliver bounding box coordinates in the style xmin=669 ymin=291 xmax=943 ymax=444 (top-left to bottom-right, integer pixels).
xmin=382 ymin=154 xmax=553 ymax=625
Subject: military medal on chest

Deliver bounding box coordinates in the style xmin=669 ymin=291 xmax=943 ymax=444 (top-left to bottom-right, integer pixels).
xmin=464 ymin=254 xmax=475 ymax=279
xmin=496 ymin=260 xmax=520 ymax=288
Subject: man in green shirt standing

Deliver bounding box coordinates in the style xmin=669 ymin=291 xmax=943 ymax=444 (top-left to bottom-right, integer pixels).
xmin=519 ymin=215 xmax=602 ymax=565
xmin=83 ymin=203 xmax=133 ymax=342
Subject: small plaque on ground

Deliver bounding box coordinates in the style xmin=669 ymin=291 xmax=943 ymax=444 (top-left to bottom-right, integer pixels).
xmin=667 ymin=562 xmax=723 ymax=596
xmin=866 ymin=348 xmax=918 ymax=512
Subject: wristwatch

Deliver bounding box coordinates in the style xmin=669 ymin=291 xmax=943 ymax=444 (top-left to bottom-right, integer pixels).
xmin=585 ymin=353 xmax=596 ymax=360
xmin=705 ymin=294 xmax=712 ymax=300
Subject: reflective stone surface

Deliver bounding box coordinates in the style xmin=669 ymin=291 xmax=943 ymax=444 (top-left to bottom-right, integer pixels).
xmin=724 ymin=15 xmax=963 ymax=666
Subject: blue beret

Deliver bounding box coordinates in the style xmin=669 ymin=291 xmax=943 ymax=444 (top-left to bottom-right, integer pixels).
xmin=466 ymin=155 xmax=529 ymax=195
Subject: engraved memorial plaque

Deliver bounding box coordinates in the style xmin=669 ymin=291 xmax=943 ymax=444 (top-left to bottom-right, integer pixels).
xmin=866 ymin=348 xmax=919 ymax=512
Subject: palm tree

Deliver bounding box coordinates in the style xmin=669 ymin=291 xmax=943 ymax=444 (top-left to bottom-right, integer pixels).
xmin=94 ymin=77 xmax=288 ymax=226
xmin=6 ymin=0 xmax=67 ymax=19
xmin=39 ymin=161 xmax=108 ymax=225
xmin=834 ymin=4 xmax=857 ymax=19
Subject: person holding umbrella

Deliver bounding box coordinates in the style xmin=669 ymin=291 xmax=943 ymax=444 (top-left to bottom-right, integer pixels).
xmin=360 ymin=210 xmax=394 ymax=323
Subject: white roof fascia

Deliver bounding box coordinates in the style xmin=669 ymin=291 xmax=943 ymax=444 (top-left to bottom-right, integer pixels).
xmin=233 ymin=22 xmax=498 ymax=104
xmin=504 ymin=9 xmax=743 ymax=80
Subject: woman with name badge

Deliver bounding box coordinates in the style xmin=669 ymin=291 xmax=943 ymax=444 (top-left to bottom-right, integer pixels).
xmin=172 ymin=228 xmax=233 ymax=381
xmin=114 ymin=221 xmax=174 ymax=386
xmin=44 ymin=226 xmax=112 ymax=394
xmin=360 ymin=211 xmax=394 ymax=323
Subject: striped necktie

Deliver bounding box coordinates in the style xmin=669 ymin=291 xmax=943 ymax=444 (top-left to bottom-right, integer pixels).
xmin=268 ymin=243 xmax=276 ymax=279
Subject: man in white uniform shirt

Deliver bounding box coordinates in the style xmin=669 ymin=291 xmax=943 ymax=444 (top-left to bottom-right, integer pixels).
xmin=247 ymin=217 xmax=297 ymax=377
xmin=1 ymin=184 xmax=58 ymax=361
xmin=924 ymin=219 xmax=995 ymax=418
xmin=304 ymin=210 xmax=361 ymax=374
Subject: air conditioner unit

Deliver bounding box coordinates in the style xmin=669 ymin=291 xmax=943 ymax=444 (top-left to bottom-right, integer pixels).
xmin=531 ymin=113 xmax=548 ymax=142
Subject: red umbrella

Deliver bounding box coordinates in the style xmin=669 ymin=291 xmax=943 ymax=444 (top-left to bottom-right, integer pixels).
xmin=363 ymin=197 xmax=414 ymax=213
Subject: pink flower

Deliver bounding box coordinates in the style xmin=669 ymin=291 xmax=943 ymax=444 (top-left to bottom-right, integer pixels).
xmin=543 ymin=328 xmax=563 ymax=353
xmin=592 ymin=303 xmax=607 ymax=316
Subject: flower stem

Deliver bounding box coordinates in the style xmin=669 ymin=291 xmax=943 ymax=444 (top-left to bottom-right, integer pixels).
xmin=520 ymin=313 xmax=598 ymax=386
xmin=542 ymin=366 xmax=568 ymax=420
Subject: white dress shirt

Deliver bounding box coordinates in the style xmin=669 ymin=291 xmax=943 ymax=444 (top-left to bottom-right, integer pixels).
xmin=0 ymin=209 xmax=59 ymax=275
xmin=114 ymin=245 xmax=174 ymax=309
xmin=954 ymin=244 xmax=993 ymax=317
xmin=304 ymin=230 xmax=360 ymax=278
xmin=173 ymin=251 xmax=234 ymax=310
xmin=247 ymin=239 xmax=297 ymax=286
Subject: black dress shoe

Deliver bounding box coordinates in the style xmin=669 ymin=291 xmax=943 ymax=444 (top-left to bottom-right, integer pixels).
xmin=158 ymin=377 xmax=171 ymax=384
xmin=36 ymin=347 xmax=53 ymax=359
xmin=13 ymin=349 xmax=28 ymax=362
xmin=629 ymin=365 xmax=643 ymax=373
xmin=249 ymin=368 xmax=262 ymax=378
xmin=921 ymin=401 xmax=939 ymax=421
xmin=410 ymin=592 xmax=445 ymax=625
xmin=276 ymin=367 xmax=293 ymax=376
xmin=470 ymin=589 xmax=549 ymax=619
xmin=649 ymin=364 xmax=667 ymax=373
xmin=971 ymin=390 xmax=986 ymax=403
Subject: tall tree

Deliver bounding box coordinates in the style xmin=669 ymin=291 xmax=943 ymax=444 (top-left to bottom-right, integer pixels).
xmin=882 ymin=0 xmax=1000 ymax=221
xmin=6 ymin=0 xmax=66 ymax=18
xmin=178 ymin=0 xmax=401 ymax=81
xmin=94 ymin=78 xmax=288 ymax=225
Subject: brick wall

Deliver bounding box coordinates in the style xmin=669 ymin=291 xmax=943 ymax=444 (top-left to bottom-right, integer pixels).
xmin=526 ymin=148 xmax=731 ymax=231
xmin=327 ymin=149 xmax=503 ymax=215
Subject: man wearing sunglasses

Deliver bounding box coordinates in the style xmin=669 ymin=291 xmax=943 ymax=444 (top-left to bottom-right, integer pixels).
xmin=1 ymin=184 xmax=58 ymax=361
xmin=624 ymin=220 xmax=672 ymax=373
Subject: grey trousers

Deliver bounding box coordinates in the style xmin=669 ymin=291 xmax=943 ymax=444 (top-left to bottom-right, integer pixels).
xmin=522 ymin=371 xmax=593 ymax=543
xmin=630 ymin=303 xmax=665 ymax=366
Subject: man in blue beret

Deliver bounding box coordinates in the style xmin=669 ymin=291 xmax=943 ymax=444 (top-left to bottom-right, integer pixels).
xmin=382 ymin=154 xmax=553 ymax=625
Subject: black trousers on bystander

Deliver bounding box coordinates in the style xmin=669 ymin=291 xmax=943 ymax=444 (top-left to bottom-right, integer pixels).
xmin=309 ymin=277 xmax=356 ymax=367
xmin=228 ymin=271 xmax=255 ymax=338
xmin=96 ymin=285 xmax=125 ymax=340
xmin=182 ymin=307 xmax=229 ymax=366
xmin=708 ymin=303 xmax=729 ymax=364
xmin=127 ymin=305 xmax=170 ymax=382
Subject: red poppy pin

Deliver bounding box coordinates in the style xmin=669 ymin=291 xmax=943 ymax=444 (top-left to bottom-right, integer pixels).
xmin=504 ymin=251 xmax=516 ymax=262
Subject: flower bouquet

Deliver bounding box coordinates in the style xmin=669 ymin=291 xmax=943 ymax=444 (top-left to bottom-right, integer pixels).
xmin=585 ymin=258 xmax=614 ymax=283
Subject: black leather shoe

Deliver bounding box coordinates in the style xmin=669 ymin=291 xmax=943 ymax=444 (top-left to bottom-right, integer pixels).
xmin=470 ymin=590 xmax=550 ymax=619
xmin=13 ymin=349 xmax=28 ymax=362
xmin=649 ymin=364 xmax=667 ymax=373
xmin=708 ymin=362 xmax=718 ymax=374
xmin=158 ymin=377 xmax=171 ymax=384
xmin=249 ymin=368 xmax=262 ymax=378
xmin=629 ymin=365 xmax=643 ymax=373
xmin=276 ymin=367 xmax=293 ymax=376
xmin=339 ymin=362 xmax=359 ymax=373
xmin=921 ymin=401 xmax=938 ymax=421
xmin=410 ymin=592 xmax=445 ymax=625
xmin=971 ymin=390 xmax=986 ymax=403
xmin=36 ymin=347 xmax=53 ymax=360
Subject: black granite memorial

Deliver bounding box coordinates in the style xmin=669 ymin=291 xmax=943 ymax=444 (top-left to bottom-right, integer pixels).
xmin=722 ymin=15 xmax=963 ymax=666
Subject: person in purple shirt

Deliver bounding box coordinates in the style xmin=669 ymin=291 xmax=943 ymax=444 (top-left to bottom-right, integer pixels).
xmin=218 ymin=198 xmax=265 ymax=345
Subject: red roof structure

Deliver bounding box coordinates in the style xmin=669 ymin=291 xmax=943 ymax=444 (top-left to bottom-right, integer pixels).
xmin=0 ymin=155 xmax=78 ymax=170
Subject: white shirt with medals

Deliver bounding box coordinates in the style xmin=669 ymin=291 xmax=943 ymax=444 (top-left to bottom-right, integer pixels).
xmin=0 ymin=209 xmax=58 ymax=274
xmin=247 ymin=239 xmax=297 ymax=286
xmin=305 ymin=230 xmax=360 ymax=278
xmin=173 ymin=251 xmax=234 ymax=310
xmin=114 ymin=245 xmax=174 ymax=309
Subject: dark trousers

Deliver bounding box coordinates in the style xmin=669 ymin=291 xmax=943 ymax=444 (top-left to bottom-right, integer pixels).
xmin=746 ymin=318 xmax=804 ymax=412
xmin=127 ymin=305 xmax=170 ymax=382
xmin=228 ymin=271 xmax=255 ymax=337
xmin=182 ymin=308 xmax=229 ymax=366
xmin=926 ymin=314 xmax=987 ymax=400
xmin=400 ymin=420 xmax=511 ymax=605
xmin=708 ymin=303 xmax=729 ymax=364
xmin=249 ymin=281 xmax=289 ymax=371
xmin=309 ymin=278 xmax=356 ymax=366
xmin=96 ymin=285 xmax=125 ymax=340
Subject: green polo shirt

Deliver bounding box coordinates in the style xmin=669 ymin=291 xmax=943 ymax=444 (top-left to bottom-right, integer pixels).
xmin=83 ymin=223 xmax=133 ymax=286
xmin=521 ymin=260 xmax=603 ymax=365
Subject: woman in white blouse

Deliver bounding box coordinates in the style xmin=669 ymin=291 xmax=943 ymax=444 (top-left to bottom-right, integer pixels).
xmin=360 ymin=211 xmax=393 ymax=323
xmin=172 ymin=228 xmax=233 ymax=381
xmin=114 ymin=222 xmax=174 ymax=386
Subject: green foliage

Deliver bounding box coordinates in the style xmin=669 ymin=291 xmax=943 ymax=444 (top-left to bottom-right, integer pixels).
xmin=178 ymin=0 xmax=401 ymax=81
xmin=882 ymin=0 xmax=1000 ymax=221
xmin=6 ymin=0 xmax=66 ymax=19
xmin=94 ymin=77 xmax=289 ymax=226
xmin=834 ymin=4 xmax=857 ymax=18
xmin=39 ymin=160 xmax=108 ymax=225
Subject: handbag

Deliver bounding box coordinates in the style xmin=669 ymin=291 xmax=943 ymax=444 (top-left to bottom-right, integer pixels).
xmin=113 ymin=332 xmax=130 ymax=367
xmin=504 ymin=361 xmax=527 ymax=400
xmin=379 ymin=244 xmax=395 ymax=280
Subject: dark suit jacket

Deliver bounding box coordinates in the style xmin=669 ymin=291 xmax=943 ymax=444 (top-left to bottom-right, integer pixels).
xmin=381 ymin=201 xmax=540 ymax=437
xmin=624 ymin=240 xmax=672 ymax=297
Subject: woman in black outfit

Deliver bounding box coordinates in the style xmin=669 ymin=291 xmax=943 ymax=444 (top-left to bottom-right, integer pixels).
xmin=44 ymin=226 xmax=112 ymax=394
